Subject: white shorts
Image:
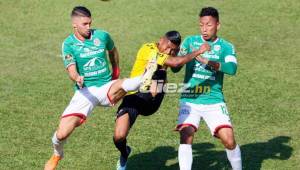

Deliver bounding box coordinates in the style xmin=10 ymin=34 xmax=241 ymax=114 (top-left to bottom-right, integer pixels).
xmin=176 ymin=102 xmax=233 ymax=137
xmin=61 ymin=81 xmax=116 ymax=123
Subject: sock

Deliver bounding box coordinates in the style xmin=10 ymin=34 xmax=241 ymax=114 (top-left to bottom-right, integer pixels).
xmin=226 ymin=145 xmax=242 ymax=170
xmin=113 ymin=137 xmax=129 ymax=159
xmin=178 ymin=144 xmax=193 ymax=170
xmin=52 ymin=132 xmax=66 ymax=157
xmin=121 ymin=76 xmax=142 ymax=92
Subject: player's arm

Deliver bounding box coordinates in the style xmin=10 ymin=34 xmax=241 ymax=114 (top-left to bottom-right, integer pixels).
xmin=62 ymin=42 xmax=84 ymax=88
xmin=66 ymin=64 xmax=84 ymax=88
xmin=106 ymin=32 xmax=120 ymax=80
xmin=195 ymin=44 xmax=237 ymax=75
xmin=164 ymin=43 xmax=210 ymax=68
xmin=108 ymin=47 xmax=120 ymax=80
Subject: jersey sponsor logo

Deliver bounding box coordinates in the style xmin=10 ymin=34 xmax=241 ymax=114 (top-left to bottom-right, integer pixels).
xmin=192 ymin=73 xmax=215 ymax=80
xmin=94 ymin=38 xmax=101 ymax=46
xmin=84 ymin=68 xmax=107 ymax=77
xmin=194 ymin=62 xmax=211 ymax=73
xmin=80 ymin=49 xmax=104 ymax=58
xmin=83 ymin=57 xmax=106 ymax=71
xmin=193 ymin=42 xmax=202 ymax=46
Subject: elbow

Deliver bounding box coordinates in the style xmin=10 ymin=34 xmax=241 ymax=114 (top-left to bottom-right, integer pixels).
xmin=227 ymin=70 xmax=237 ymax=75
xmin=225 ymin=67 xmax=237 ymax=75
xmin=172 ymin=60 xmax=184 ymax=68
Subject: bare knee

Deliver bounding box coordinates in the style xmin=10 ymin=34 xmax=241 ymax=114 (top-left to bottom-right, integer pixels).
xmin=56 ymin=116 xmax=82 ymax=141
xmin=222 ymin=138 xmax=236 ymax=150
xmin=114 ymin=131 xmax=127 ymax=142
xmin=180 ymin=126 xmax=196 ymax=144
xmin=56 ymin=129 xmax=70 ymax=141
xmin=114 ymin=118 xmax=130 ymax=142
xmin=217 ymin=128 xmax=236 ymax=150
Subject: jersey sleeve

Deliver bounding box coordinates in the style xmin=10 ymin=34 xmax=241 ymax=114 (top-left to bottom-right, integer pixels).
xmin=171 ymin=37 xmax=190 ymax=73
xmin=223 ymin=43 xmax=237 ymax=64
xmin=61 ymin=42 xmax=75 ymax=69
xmin=178 ymin=37 xmax=190 ymax=56
xmin=156 ymin=53 xmax=169 ymax=66
xmin=105 ymin=32 xmax=115 ymax=51
xmin=220 ymin=43 xmax=237 ymax=75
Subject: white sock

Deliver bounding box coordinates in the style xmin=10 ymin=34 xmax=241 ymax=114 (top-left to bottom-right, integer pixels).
xmin=226 ymin=145 xmax=242 ymax=170
xmin=121 ymin=76 xmax=142 ymax=92
xmin=178 ymin=144 xmax=193 ymax=170
xmin=52 ymin=132 xmax=66 ymax=157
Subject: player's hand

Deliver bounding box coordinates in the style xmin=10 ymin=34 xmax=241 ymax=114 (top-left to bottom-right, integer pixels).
xmin=195 ymin=56 xmax=208 ymax=64
xmin=112 ymin=66 xmax=120 ymax=80
xmin=198 ymin=43 xmax=210 ymax=54
xmin=76 ymin=76 xmax=84 ymax=89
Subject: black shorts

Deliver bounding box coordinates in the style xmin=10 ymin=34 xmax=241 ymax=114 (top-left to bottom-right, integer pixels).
xmin=116 ymin=69 xmax=166 ymax=126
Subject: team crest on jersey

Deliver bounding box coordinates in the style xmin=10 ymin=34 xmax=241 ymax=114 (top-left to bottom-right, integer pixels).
xmin=65 ymin=54 xmax=73 ymax=61
xmin=214 ymin=45 xmax=221 ymax=51
xmin=94 ymin=38 xmax=101 ymax=46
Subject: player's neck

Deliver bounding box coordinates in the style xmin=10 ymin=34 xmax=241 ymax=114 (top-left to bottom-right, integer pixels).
xmin=74 ymin=31 xmax=91 ymax=42
xmin=202 ymin=35 xmax=218 ymax=43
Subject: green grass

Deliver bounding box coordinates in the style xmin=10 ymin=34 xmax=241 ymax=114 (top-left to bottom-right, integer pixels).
xmin=0 ymin=0 xmax=299 ymax=169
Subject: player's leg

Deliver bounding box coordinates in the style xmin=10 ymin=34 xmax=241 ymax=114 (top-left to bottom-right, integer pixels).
xmin=44 ymin=116 xmax=82 ymax=170
xmin=176 ymin=102 xmax=201 ymax=170
xmin=203 ymin=103 xmax=242 ymax=170
xmin=107 ymin=76 xmax=143 ymax=105
xmin=45 ymin=88 xmax=96 ymax=170
xmin=178 ymin=126 xmax=195 ymax=170
xmin=217 ymin=128 xmax=242 ymax=170
xmin=114 ymin=113 xmax=131 ymax=170
xmin=113 ymin=95 xmax=139 ymax=170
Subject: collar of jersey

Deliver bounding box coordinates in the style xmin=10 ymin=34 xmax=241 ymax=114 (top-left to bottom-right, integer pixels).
xmin=200 ymin=35 xmax=219 ymax=44
xmin=72 ymin=30 xmax=94 ymax=43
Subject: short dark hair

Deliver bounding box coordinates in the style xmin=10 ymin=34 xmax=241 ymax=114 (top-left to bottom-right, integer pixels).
xmin=165 ymin=30 xmax=181 ymax=46
xmin=71 ymin=6 xmax=91 ymax=17
xmin=199 ymin=7 xmax=219 ymax=21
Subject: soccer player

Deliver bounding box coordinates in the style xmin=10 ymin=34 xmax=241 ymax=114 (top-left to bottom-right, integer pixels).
xmin=44 ymin=6 xmax=150 ymax=170
xmin=113 ymin=31 xmax=210 ymax=170
xmin=173 ymin=7 xmax=242 ymax=170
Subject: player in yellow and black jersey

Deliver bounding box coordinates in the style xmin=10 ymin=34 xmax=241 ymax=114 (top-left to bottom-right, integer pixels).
xmin=114 ymin=31 xmax=210 ymax=170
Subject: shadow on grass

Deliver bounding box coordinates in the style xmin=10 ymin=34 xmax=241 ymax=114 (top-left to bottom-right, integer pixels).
xmin=126 ymin=136 xmax=292 ymax=170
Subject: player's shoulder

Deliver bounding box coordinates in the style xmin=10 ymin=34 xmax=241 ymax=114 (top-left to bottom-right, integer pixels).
xmin=139 ymin=42 xmax=157 ymax=51
xmin=93 ymin=29 xmax=111 ymax=37
xmin=218 ymin=37 xmax=235 ymax=48
xmin=61 ymin=34 xmax=76 ymax=48
xmin=183 ymin=35 xmax=202 ymax=42
xmin=143 ymin=42 xmax=156 ymax=48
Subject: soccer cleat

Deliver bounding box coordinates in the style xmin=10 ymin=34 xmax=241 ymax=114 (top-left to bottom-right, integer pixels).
xmin=116 ymin=146 xmax=131 ymax=170
xmin=44 ymin=155 xmax=61 ymax=170
xmin=139 ymin=54 xmax=158 ymax=92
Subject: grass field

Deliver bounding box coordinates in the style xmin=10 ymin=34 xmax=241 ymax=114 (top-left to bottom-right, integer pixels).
xmin=0 ymin=0 xmax=299 ymax=169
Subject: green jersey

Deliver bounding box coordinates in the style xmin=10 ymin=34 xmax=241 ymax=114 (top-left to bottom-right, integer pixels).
xmin=178 ymin=35 xmax=237 ymax=104
xmin=62 ymin=29 xmax=114 ymax=90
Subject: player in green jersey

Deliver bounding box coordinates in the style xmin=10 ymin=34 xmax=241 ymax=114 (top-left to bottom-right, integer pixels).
xmin=173 ymin=7 xmax=242 ymax=170
xmin=44 ymin=6 xmax=149 ymax=170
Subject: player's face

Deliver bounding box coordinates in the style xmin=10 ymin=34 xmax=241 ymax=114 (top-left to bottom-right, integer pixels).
xmin=72 ymin=16 xmax=92 ymax=38
xmin=158 ymin=37 xmax=179 ymax=55
xmin=199 ymin=16 xmax=220 ymax=41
